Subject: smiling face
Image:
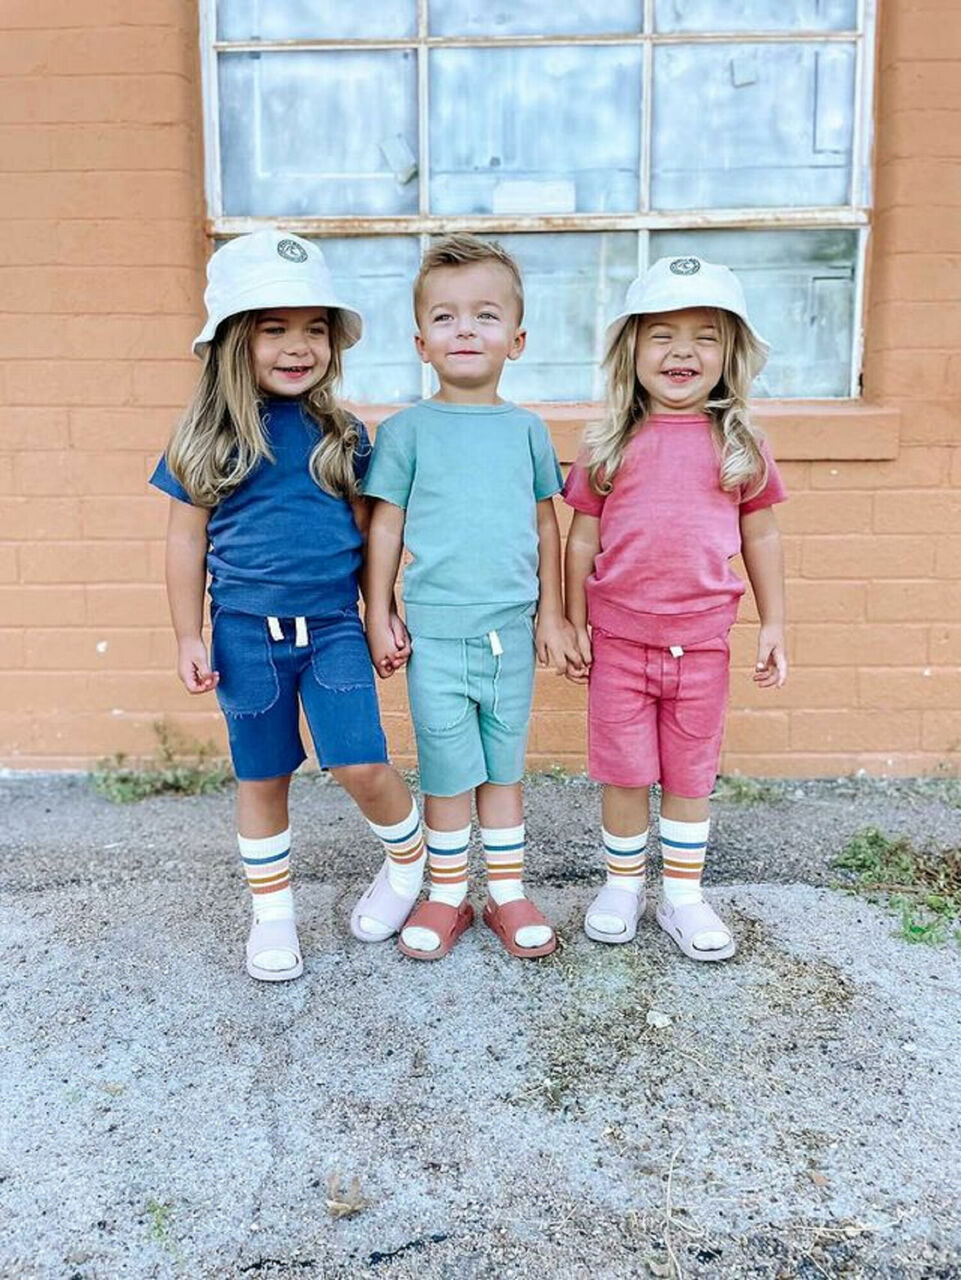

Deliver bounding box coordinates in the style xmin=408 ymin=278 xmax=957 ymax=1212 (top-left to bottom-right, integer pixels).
xmin=414 ymin=262 xmax=526 ymax=403
xmin=633 ymin=307 xmax=726 ymax=415
xmin=249 ymin=307 xmax=332 ymax=397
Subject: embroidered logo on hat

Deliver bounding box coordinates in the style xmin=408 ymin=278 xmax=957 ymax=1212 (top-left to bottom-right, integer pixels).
xmin=669 ymin=257 xmax=701 ymax=276
xmin=277 ymin=239 xmax=308 ymax=264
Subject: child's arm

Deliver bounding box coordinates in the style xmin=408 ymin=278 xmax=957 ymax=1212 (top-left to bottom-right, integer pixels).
xmin=362 ymin=499 xmax=409 ymax=680
xmin=535 ymin=498 xmax=580 ymax=674
xmin=165 ymin=498 xmax=219 ymax=694
xmin=563 ymin=510 xmax=600 ymax=683
xmin=352 ymin=494 xmax=411 ymax=670
xmin=740 ymin=506 xmax=788 ymax=688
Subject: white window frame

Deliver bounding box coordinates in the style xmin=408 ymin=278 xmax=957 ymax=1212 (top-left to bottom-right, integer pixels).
xmin=199 ymin=0 xmax=877 ymax=398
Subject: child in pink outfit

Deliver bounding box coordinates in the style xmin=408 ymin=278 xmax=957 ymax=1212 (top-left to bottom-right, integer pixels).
xmin=564 ymin=255 xmax=788 ymax=962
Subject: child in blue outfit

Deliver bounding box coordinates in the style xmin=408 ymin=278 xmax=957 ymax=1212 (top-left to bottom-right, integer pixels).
xmin=150 ymin=229 xmax=427 ymax=982
xmin=363 ymin=235 xmax=579 ymax=961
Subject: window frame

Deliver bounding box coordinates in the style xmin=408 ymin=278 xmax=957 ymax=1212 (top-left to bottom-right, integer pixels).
xmin=199 ymin=0 xmax=878 ymax=399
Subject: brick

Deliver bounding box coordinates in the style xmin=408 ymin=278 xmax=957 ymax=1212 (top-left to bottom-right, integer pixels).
xmin=952 ymin=450 xmax=961 ymax=486
xmin=720 ymin=752 xmax=861 ymax=778
xmin=921 ymin=712 xmax=961 ymax=752
xmin=930 ymin=625 xmax=961 ymax=663
xmin=883 ymin=11 xmax=961 ymax=63
xmin=0 ymin=1 xmax=187 ymax=27
xmin=738 ymin=668 xmax=853 ymax=711
xmin=858 ymin=668 xmax=961 ymax=711
xmin=788 ymin=580 xmax=867 ymax=622
xmin=0 ymin=455 xmax=14 ymax=493
xmin=71 ymin=451 xmax=154 ymax=495
xmin=794 ymin=623 xmax=929 ymax=667
xmin=801 ymin=535 xmax=935 ymax=578
xmin=864 ymin=351 xmax=953 ymax=400
xmin=0 ymin=28 xmax=189 ymax=78
xmin=0 ymin=76 xmax=193 ymax=127
xmin=897 ymin=404 xmax=961 ymax=448
xmin=85 ymin=584 xmax=169 ymax=626
xmin=19 ymin=540 xmax=149 ymax=583
xmin=0 ymin=629 xmax=24 ymax=668
xmin=870 ymin=256 xmax=961 ymax=305
xmin=131 ymin=361 xmax=202 ymax=407
xmin=0 ymin=408 xmax=69 ymax=451
xmin=722 ymin=710 xmax=790 ymax=753
xmin=80 ymin=496 xmax=166 ymax=538
xmin=0 ymin=544 xmax=17 ymax=582
xmin=875 ymin=158 xmax=961 ymax=208
xmin=528 ymin=712 xmax=586 ymax=754
xmin=873 ymin=490 xmax=961 ymax=533
xmin=0 ymin=266 xmax=198 ymax=314
xmin=0 ymin=171 xmax=196 ymax=221
xmin=533 ymin=669 xmax=590 ymax=712
xmin=2 ymin=362 xmax=134 ymax=408
xmin=934 ymin=537 xmax=961 ymax=577
xmin=778 ymin=492 xmax=874 ymax=535
xmin=15 ymin=452 xmax=82 ymax=497
xmin=0 ymin=585 xmax=86 ymax=625
xmin=868 ymin=580 xmax=961 ymax=621
xmin=881 ymin=112 xmax=961 ymax=160
xmin=56 ymin=220 xmax=204 ymax=270
xmin=23 ymin=627 xmax=163 ymax=671
xmin=776 ymin=461 xmax=810 ymax=491
xmin=69 ymin=407 xmax=177 ymax=452
xmin=89 ymin=671 xmax=186 ymax=712
xmin=881 ymin=63 xmax=961 ymax=115
xmin=0 ymin=497 xmax=81 ymax=538
xmin=872 ymin=302 xmax=961 ymax=352
xmin=809 ymin=449 xmax=950 ymax=490
xmin=874 ymin=207 xmax=961 ymax=254
xmin=790 ymin=710 xmax=921 ymax=752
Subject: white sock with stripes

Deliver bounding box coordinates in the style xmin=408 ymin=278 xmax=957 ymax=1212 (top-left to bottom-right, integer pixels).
xmin=238 ymin=828 xmax=297 ymax=972
xmin=358 ymin=800 xmax=426 ymax=941
xmin=587 ymin=826 xmax=648 ymax=937
xmin=483 ymin=823 xmax=551 ymax=949
xmin=660 ymin=816 xmax=727 ymax=950
xmin=400 ymin=824 xmax=470 ymax=954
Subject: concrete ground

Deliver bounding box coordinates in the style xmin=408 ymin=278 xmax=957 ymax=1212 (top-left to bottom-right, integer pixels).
xmin=1 ymin=772 xmax=959 ymax=1279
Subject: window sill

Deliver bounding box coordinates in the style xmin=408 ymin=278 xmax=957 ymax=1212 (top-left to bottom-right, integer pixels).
xmin=353 ymin=401 xmax=901 ymax=464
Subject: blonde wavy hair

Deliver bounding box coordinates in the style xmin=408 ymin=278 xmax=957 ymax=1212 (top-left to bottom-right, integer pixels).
xmin=165 ymin=309 xmax=361 ymax=507
xmin=584 ymin=309 xmax=768 ymax=500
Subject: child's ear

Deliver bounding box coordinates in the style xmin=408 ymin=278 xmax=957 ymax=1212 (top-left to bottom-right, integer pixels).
xmin=508 ymin=327 xmax=527 ymax=361
xmin=413 ymin=331 xmax=430 ymax=364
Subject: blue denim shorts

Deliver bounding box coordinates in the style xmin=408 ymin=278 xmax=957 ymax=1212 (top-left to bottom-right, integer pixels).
xmin=405 ymin=615 xmax=536 ymax=797
xmin=210 ymin=605 xmax=388 ymax=780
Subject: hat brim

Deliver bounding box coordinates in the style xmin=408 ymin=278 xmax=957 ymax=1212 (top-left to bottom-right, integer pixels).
xmin=192 ymin=282 xmax=363 ymax=356
xmin=604 ymin=297 xmax=769 ymax=372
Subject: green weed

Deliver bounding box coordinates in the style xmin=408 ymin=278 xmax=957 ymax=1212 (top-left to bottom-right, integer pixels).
xmin=92 ymin=719 xmax=231 ymax=803
xmin=833 ymin=826 xmax=961 ymax=946
xmin=145 ymin=1198 xmax=173 ymax=1245
xmin=712 ymin=774 xmax=780 ymax=806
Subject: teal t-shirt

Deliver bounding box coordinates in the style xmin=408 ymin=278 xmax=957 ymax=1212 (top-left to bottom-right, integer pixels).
xmin=363 ymin=399 xmax=563 ymax=638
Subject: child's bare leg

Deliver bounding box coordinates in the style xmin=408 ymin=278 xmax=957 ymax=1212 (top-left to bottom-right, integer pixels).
xmin=332 ymin=764 xmax=426 ymax=942
xmin=476 ymin=782 xmax=552 ymax=950
xmin=585 ymin=784 xmax=651 ymax=941
xmin=658 ymin=790 xmax=730 ymax=954
xmin=236 ymin=776 xmax=300 ymax=976
xmin=400 ymin=791 xmax=472 ymax=954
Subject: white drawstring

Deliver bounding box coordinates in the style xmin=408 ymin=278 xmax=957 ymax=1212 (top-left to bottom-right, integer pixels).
xmin=488 ymin=629 xmax=503 ymax=656
xmin=267 ymin=616 xmax=284 ymax=641
xmin=294 ymin=616 xmax=308 ymax=648
xmin=670 ymin=645 xmax=685 ymax=658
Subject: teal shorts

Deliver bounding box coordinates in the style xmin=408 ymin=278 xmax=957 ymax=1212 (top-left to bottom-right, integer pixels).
xmin=406 ymin=615 xmax=536 ymax=797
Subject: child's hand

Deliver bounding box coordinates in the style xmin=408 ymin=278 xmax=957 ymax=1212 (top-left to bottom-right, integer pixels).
xmin=535 ymin=615 xmax=578 ymax=675
xmin=565 ymin=625 xmax=593 ymax=684
xmin=387 ymin=611 xmax=412 ymax=669
xmin=366 ymin=614 xmax=408 ymax=680
xmin=177 ymin=637 xmax=219 ymax=695
xmin=753 ymin=625 xmax=788 ymax=689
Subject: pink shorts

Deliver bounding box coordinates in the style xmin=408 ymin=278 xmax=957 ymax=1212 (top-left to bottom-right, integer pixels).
xmin=587 ymin=627 xmax=730 ymax=798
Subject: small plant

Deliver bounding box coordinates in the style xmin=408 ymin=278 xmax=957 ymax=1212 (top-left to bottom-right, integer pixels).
xmin=833 ymin=826 xmax=961 ymax=946
xmin=92 ymin=719 xmax=231 ymax=803
xmin=145 ymin=1198 xmax=173 ymax=1244
xmin=712 ymin=774 xmax=779 ymax=805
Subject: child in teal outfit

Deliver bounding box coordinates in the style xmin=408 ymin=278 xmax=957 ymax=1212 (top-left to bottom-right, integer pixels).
xmin=363 ymin=235 xmax=579 ymax=961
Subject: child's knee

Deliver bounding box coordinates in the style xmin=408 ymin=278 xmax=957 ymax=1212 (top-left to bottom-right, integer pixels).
xmin=331 ymin=761 xmax=392 ymax=805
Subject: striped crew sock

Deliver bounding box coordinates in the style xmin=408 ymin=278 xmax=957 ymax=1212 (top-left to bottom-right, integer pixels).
xmin=660 ymin=816 xmax=727 ymax=950
xmin=482 ymin=823 xmax=552 ymax=950
xmin=400 ymin=824 xmax=470 ymax=954
xmin=586 ymin=827 xmax=649 ymax=937
xmin=357 ymin=800 xmax=427 ymax=940
xmin=238 ymin=827 xmax=297 ymax=972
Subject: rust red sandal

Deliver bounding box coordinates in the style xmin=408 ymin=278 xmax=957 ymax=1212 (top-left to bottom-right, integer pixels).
xmin=482 ymin=896 xmax=557 ymax=959
xmin=397 ymin=898 xmax=474 ymax=961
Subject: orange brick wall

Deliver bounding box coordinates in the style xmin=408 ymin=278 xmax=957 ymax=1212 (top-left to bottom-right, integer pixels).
xmin=1 ymin=1 xmax=959 ymax=777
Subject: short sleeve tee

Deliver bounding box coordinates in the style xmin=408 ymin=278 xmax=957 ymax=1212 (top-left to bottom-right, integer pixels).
xmin=562 ymin=412 xmax=786 ymax=646
xmin=363 ymin=399 xmax=563 ymax=638
xmin=149 ymin=398 xmax=370 ymax=618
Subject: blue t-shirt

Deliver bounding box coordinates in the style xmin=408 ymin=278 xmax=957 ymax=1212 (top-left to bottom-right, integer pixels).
xmin=363 ymin=399 xmax=563 ymax=638
xmin=150 ymin=398 xmax=370 ymax=618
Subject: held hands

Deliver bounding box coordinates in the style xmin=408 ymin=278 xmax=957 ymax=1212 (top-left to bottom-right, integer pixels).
xmin=753 ymin=624 xmax=788 ymax=689
xmin=177 ymin=636 xmax=219 ymax=695
xmin=535 ymin=614 xmax=582 ymax=676
xmin=564 ymin=624 xmax=593 ymax=684
xmin=367 ymin=610 xmax=412 ymax=680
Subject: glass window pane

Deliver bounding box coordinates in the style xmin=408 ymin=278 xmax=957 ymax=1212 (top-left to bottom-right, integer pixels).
xmin=319 ymin=238 xmax=422 ymax=404
xmin=654 ymin=0 xmax=857 ymax=32
xmin=218 ymin=1 xmax=417 ymax=40
xmin=218 ymin=51 xmax=419 ymax=216
xmin=650 ymin=229 xmax=857 ymax=397
xmin=430 ymin=0 xmax=642 ymax=37
xmin=429 ymin=47 xmax=642 ymax=215
xmin=652 ymin=43 xmax=855 ymax=209
xmin=416 ymin=233 xmax=638 ymax=402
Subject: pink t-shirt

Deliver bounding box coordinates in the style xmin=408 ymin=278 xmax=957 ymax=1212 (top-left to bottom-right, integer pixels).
xmin=562 ymin=413 xmax=787 ymax=647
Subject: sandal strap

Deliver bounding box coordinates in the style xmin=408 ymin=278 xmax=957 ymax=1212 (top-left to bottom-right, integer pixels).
xmin=248 ymin=916 xmax=301 ymax=961
xmin=404 ymin=899 xmax=470 ymax=943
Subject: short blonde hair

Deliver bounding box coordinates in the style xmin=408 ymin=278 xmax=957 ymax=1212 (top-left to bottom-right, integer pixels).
xmin=413 ymin=234 xmax=525 ymax=324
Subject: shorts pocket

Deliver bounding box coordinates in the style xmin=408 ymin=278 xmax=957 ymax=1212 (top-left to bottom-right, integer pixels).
xmin=211 ymin=611 xmax=280 ymax=717
xmin=407 ymin=638 xmax=471 ymax=735
xmin=588 ymin=629 xmax=646 ymax=725
xmin=309 ymin=611 xmax=375 ymax=691
xmin=672 ymin=646 xmax=730 ymax=740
